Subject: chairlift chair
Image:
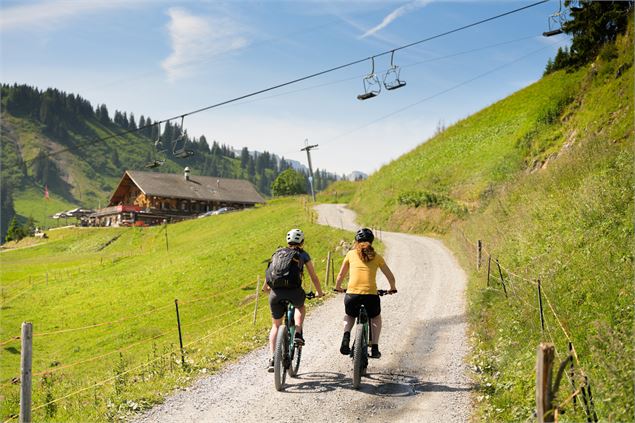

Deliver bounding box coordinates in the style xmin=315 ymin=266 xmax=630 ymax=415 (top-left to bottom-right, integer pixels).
xmin=357 ymin=57 xmax=381 ymax=100
xmin=383 ymin=51 xmax=407 ymax=91
xmin=543 ymin=0 xmax=566 ymax=37
xmin=145 ymin=159 xmax=165 ymax=169
xmin=145 ymin=121 xmax=167 ymax=168
xmin=171 ymin=115 xmax=195 ymax=159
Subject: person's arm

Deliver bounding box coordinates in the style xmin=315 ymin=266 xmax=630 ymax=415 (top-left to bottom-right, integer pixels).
xmin=379 ymin=262 xmax=397 ymax=293
xmin=334 ymin=261 xmax=350 ymax=292
xmin=305 ymin=261 xmax=324 ymax=297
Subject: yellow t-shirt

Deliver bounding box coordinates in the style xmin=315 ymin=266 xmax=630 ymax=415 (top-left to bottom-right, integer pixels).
xmin=343 ymin=249 xmax=385 ymax=295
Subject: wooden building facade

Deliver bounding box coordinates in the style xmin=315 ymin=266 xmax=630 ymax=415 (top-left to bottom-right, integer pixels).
xmin=90 ymin=168 xmax=265 ymax=226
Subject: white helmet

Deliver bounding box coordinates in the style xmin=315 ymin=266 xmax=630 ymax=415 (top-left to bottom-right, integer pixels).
xmin=286 ymin=228 xmax=304 ymax=244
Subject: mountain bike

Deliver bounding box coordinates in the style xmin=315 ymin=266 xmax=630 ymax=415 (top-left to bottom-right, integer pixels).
xmin=340 ymin=289 xmax=395 ymax=389
xmin=273 ymin=292 xmax=315 ymax=391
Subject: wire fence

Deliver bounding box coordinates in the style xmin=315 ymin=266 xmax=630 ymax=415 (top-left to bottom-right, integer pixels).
xmin=0 ymin=246 xmax=345 ymax=423
xmin=460 ymin=231 xmax=598 ymax=422
xmin=0 ymin=271 xmax=275 ymax=422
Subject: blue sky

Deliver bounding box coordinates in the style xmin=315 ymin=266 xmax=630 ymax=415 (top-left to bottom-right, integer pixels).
xmin=0 ymin=0 xmax=570 ymax=176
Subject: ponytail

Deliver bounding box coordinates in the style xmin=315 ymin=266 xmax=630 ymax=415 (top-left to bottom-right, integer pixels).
xmin=355 ymin=241 xmax=376 ymax=263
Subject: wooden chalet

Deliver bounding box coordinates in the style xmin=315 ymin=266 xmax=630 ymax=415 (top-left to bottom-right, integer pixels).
xmin=90 ymin=168 xmax=265 ymax=227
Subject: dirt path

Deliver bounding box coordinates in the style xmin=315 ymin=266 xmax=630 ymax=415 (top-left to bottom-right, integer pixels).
xmin=134 ymin=204 xmax=472 ymax=423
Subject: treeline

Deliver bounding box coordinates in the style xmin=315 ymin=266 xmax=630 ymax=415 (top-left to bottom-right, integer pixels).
xmin=0 ymin=83 xmax=339 ymax=199
xmin=544 ymin=0 xmax=633 ymax=74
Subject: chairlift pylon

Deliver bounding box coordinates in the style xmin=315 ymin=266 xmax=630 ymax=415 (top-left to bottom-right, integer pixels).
xmin=145 ymin=121 xmax=167 ymax=168
xmin=543 ymin=0 xmax=566 ymax=37
xmin=357 ymin=57 xmax=381 ymax=100
xmin=383 ymin=50 xmax=407 ymax=91
xmin=171 ymin=115 xmax=194 ymax=159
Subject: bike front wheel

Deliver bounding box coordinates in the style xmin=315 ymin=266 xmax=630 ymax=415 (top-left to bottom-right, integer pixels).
xmin=352 ymin=324 xmax=367 ymax=389
xmin=288 ymin=344 xmax=302 ymax=377
xmin=274 ymin=325 xmax=288 ymax=391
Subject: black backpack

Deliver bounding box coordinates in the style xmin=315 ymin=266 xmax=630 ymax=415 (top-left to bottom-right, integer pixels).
xmin=265 ymin=247 xmax=304 ymax=289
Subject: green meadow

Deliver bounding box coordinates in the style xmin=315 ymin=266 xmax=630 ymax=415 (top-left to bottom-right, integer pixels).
xmin=0 ymin=198 xmax=351 ymax=422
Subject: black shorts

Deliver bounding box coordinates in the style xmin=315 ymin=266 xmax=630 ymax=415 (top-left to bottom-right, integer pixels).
xmin=344 ymin=294 xmax=381 ymax=318
xmin=269 ymin=287 xmax=306 ymax=319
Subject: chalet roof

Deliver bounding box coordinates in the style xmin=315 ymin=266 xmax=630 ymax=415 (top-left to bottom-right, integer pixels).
xmin=117 ymin=170 xmax=265 ymax=204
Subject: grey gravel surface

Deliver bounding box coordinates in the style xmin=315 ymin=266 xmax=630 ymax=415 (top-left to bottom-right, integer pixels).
xmin=134 ymin=204 xmax=472 ymax=423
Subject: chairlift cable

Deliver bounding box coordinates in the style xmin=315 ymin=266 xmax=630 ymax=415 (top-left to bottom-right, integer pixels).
xmin=24 ymin=0 xmax=550 ymax=165
xmin=214 ymin=34 xmax=541 ymax=111
xmin=316 ymin=40 xmax=567 ymax=150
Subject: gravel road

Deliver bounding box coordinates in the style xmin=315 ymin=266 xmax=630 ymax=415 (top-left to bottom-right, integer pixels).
xmin=134 ymin=204 xmax=472 ymax=423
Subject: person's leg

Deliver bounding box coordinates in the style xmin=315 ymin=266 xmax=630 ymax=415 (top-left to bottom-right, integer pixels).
xmin=342 ymin=315 xmax=355 ymax=332
xmin=370 ymin=314 xmax=382 ymax=344
xmin=291 ymin=288 xmax=307 ymax=343
xmin=295 ymin=305 xmax=305 ymax=332
xmin=340 ymin=294 xmax=359 ymax=354
xmin=269 ymin=318 xmax=283 ymax=355
xmin=368 ymin=295 xmax=382 ymax=358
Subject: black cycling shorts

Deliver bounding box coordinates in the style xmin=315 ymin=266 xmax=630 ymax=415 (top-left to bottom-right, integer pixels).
xmin=344 ymin=294 xmax=381 ymax=318
xmin=269 ymin=287 xmax=306 ymax=319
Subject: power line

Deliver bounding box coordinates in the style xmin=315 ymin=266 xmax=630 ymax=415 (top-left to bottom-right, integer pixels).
xmin=26 ymin=0 xmax=549 ymax=165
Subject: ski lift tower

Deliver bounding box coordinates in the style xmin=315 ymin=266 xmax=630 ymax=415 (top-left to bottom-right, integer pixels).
xmin=301 ymin=139 xmax=318 ymax=202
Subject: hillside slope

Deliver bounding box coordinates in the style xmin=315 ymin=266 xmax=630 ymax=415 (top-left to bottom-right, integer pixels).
xmin=349 ymin=25 xmax=633 ymax=421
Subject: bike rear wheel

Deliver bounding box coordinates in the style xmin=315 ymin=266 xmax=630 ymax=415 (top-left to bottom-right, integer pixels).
xmin=352 ymin=323 xmax=367 ymax=389
xmin=288 ymin=344 xmax=302 ymax=377
xmin=274 ymin=325 xmax=288 ymax=391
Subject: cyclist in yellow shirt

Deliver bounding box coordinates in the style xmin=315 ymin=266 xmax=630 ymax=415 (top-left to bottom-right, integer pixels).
xmin=334 ymin=228 xmax=396 ymax=358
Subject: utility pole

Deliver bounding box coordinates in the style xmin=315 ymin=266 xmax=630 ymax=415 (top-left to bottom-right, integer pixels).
xmin=301 ymin=139 xmax=318 ymax=202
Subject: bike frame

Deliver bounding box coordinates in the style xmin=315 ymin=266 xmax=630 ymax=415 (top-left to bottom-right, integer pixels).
xmin=285 ymin=302 xmax=297 ymax=357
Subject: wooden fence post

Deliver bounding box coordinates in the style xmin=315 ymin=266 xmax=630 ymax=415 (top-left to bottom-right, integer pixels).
xmin=19 ymin=322 xmax=33 ymax=423
xmin=330 ymin=256 xmax=336 ymax=287
xmin=537 ymin=279 xmax=545 ymax=334
xmin=495 ymin=259 xmax=508 ymax=297
xmin=476 ymin=240 xmax=482 ymax=271
xmin=164 ymin=223 xmax=169 ymax=252
xmin=568 ymin=342 xmax=577 ymax=410
xmin=324 ymin=252 xmax=331 ymax=290
xmin=536 ymin=343 xmax=555 ymax=423
xmin=252 ymin=276 xmax=260 ymax=325
xmin=174 ymin=299 xmax=185 ymax=368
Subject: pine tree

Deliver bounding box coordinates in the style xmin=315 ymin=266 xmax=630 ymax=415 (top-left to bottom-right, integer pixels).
xmin=240 ymin=147 xmax=250 ymax=168
xmin=5 ymin=216 xmax=21 ymax=242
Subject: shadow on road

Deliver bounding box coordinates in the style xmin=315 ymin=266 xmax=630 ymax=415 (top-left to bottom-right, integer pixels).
xmin=280 ymin=370 xmax=474 ymax=396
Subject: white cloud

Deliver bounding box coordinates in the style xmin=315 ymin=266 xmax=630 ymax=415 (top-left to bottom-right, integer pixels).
xmin=361 ymin=0 xmax=434 ymax=39
xmin=161 ymin=8 xmax=249 ymax=82
xmin=0 ymin=0 xmax=134 ymax=32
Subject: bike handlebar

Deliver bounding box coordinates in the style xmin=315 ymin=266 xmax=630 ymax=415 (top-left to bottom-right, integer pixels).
xmin=332 ymin=288 xmax=397 ymax=295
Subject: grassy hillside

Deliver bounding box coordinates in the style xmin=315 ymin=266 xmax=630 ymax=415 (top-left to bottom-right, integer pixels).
xmin=0 ymin=197 xmax=352 ymax=422
xmin=348 ymin=25 xmax=633 ymax=422
xmin=316 ymin=180 xmax=362 ymax=204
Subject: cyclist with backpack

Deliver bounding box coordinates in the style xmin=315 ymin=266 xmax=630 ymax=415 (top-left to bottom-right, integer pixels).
xmin=263 ymin=228 xmax=324 ymax=372
xmin=334 ymin=228 xmax=396 ymax=359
